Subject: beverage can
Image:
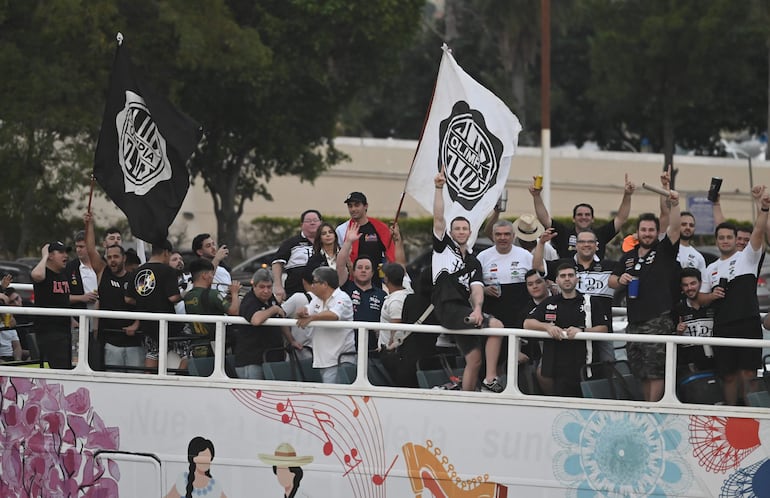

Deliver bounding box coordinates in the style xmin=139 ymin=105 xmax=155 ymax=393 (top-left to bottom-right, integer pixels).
xmin=534 ymin=175 xmax=543 ymax=190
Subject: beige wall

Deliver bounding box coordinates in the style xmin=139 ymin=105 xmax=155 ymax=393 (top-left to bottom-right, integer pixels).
xmin=88 ymin=137 xmax=770 ymax=249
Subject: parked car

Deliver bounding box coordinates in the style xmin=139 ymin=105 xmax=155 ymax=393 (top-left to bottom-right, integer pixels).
xmin=0 ymin=261 xmax=34 ymax=304
xmin=230 ymin=248 xmax=279 ymax=288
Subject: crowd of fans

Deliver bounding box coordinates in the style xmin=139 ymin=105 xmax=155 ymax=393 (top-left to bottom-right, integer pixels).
xmin=2 ymin=174 xmax=770 ymax=407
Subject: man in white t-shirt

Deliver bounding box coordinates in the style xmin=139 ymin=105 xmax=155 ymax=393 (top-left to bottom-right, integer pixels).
xmin=378 ymin=263 xmax=412 ymax=350
xmin=192 ymin=233 xmax=232 ymax=298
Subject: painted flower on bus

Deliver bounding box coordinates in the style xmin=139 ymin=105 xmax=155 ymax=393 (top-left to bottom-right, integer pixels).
xmin=552 ymin=410 xmax=692 ymax=497
xmin=0 ymin=376 xmax=120 ymax=497
xmin=719 ymin=458 xmax=770 ymax=497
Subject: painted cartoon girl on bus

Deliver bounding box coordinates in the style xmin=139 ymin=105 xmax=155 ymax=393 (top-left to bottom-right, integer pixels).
xmin=258 ymin=443 xmax=314 ymax=498
xmin=166 ymin=436 xmax=227 ymax=498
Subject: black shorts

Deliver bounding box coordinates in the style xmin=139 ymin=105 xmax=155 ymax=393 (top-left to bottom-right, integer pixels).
xmin=713 ymin=317 xmax=762 ymax=376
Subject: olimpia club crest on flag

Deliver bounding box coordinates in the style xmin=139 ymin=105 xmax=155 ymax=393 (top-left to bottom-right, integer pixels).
xmin=406 ymin=45 xmax=521 ymax=247
xmin=94 ymin=35 xmax=202 ymax=244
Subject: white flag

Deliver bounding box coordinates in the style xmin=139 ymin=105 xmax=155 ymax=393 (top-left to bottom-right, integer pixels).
xmin=406 ymin=45 xmax=522 ymax=246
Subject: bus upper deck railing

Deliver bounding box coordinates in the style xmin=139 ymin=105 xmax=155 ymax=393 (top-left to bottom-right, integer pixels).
xmin=1 ymin=303 xmax=769 ymax=416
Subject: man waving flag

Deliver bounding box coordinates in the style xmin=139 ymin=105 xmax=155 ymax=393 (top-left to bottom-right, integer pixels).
xmin=94 ymin=33 xmax=202 ymax=244
xmin=406 ymin=44 xmax=521 ymax=246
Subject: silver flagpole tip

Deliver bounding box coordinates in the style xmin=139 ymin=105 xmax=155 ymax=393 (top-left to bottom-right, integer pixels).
xmin=116 ymin=32 xmax=123 ymax=45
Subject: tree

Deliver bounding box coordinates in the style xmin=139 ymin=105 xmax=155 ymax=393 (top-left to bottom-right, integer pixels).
xmin=587 ymin=0 xmax=767 ymax=165
xmin=0 ymin=1 xmax=118 ymax=256
xmin=165 ymin=0 xmax=424 ymax=255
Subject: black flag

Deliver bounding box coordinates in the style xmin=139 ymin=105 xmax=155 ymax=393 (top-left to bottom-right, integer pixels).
xmin=94 ymin=40 xmax=202 ymax=244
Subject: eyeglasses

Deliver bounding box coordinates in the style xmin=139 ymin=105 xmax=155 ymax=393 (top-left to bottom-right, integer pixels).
xmin=576 ymin=240 xmax=597 ymax=245
xmin=303 ymin=218 xmax=321 ymax=224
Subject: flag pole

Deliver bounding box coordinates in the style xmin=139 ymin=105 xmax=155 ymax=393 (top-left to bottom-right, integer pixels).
xmin=86 ymin=175 xmax=96 ymax=214
xmin=393 ymin=45 xmax=447 ymax=226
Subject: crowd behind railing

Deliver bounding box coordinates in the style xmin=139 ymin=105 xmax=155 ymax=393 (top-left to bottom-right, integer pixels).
xmin=2 ymin=303 xmax=770 ymax=410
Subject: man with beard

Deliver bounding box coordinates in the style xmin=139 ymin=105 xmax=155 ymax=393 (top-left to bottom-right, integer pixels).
xmin=191 ymin=233 xmax=231 ymax=298
xmin=659 ymin=172 xmax=707 ymax=280
xmin=524 ymin=264 xmax=609 ymax=397
xmin=96 ymin=244 xmax=143 ymax=371
xmin=699 ymin=187 xmax=770 ymax=405
xmin=674 ymin=268 xmax=715 ymax=375
xmin=609 ymin=187 xmax=681 ymax=402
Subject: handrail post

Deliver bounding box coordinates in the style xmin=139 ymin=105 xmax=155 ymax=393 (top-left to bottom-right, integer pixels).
xmin=74 ymin=314 xmax=93 ymax=373
xmin=504 ymin=330 xmax=521 ymax=395
xmin=211 ymin=322 xmax=227 ymax=379
xmin=158 ymin=320 xmax=168 ymax=376
xmin=354 ymin=326 xmax=370 ymax=387
xmin=661 ymin=340 xmax=679 ymax=403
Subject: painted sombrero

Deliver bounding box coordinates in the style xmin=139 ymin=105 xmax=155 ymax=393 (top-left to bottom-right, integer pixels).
xmin=258 ymin=443 xmax=314 ymax=466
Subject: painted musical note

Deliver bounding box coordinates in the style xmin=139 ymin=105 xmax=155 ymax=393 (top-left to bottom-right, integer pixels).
xmin=372 ymin=455 xmax=398 ymax=485
xmin=313 ymin=409 xmax=335 ymax=455
xmin=276 ymin=398 xmax=301 ymax=427
xmin=342 ymin=447 xmax=362 ymax=476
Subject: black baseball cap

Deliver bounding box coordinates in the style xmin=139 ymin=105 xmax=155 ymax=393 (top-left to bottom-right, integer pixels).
xmin=344 ymin=192 xmax=367 ymax=204
xmin=48 ymin=241 xmax=71 ymax=252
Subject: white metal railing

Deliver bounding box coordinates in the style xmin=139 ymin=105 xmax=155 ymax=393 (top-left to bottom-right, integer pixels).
xmin=2 ymin=302 xmax=770 ymax=413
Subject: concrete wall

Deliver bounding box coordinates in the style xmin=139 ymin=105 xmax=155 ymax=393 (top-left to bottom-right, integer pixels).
xmin=87 ymin=137 xmax=770 ymax=248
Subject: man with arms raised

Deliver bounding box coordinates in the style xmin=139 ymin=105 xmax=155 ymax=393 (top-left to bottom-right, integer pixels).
xmin=530 ymin=174 xmax=635 ymax=259
xmin=699 ymin=186 xmax=770 ymax=405
xmin=432 ymin=167 xmax=505 ymax=392
xmin=609 ymin=182 xmax=681 ymax=402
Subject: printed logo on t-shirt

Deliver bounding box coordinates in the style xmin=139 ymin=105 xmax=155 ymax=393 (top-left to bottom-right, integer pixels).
xmin=134 ymin=269 xmax=157 ymax=297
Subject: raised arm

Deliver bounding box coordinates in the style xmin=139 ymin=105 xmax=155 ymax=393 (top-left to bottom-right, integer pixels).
xmin=482 ymin=209 xmax=501 ymax=240
xmin=529 ymin=178 xmax=552 ymax=228
xmin=433 ymin=167 xmax=447 ymax=237
xmin=712 ymin=193 xmax=726 ymax=225
xmin=336 ymin=221 xmax=359 ymax=283
xmin=750 ymin=185 xmax=769 ymax=251
xmin=85 ymin=212 xmax=106 ymax=279
xmin=532 ymin=228 xmax=556 ymax=274
xmin=666 ymin=188 xmax=681 ymax=244
xmin=658 ymin=167 xmax=671 ymax=233
xmin=613 ymin=173 xmax=636 ymax=232
xmin=390 ymin=222 xmax=407 ymax=267
xmin=31 ymin=245 xmax=50 ymax=282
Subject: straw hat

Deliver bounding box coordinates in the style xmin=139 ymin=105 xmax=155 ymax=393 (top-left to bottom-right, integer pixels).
xmin=258 ymin=443 xmax=314 ymax=467
xmin=512 ymin=214 xmax=545 ymax=242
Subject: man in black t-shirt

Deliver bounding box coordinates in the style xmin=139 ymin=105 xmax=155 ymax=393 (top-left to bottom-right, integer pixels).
xmin=335 ymin=192 xmax=395 ymax=285
xmin=31 ymin=241 xmax=73 ymax=369
xmin=525 ymin=263 xmax=610 ymax=397
xmin=432 ymin=168 xmax=505 ymax=393
xmin=126 ymin=240 xmax=182 ymax=370
xmin=610 ymin=194 xmax=681 ymax=402
xmin=338 ymin=223 xmax=388 ymax=353
xmin=98 ymin=244 xmax=143 ymax=372
xmin=236 ymin=268 xmax=299 ymax=379
xmin=674 ymin=268 xmax=715 ymax=375
xmin=272 ymin=209 xmax=322 ymax=302
xmin=529 ymin=173 xmax=635 ymax=259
